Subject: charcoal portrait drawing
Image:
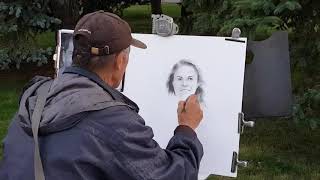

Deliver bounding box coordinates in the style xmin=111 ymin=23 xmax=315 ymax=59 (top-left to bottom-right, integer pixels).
xmin=166 ymin=59 xmax=204 ymax=103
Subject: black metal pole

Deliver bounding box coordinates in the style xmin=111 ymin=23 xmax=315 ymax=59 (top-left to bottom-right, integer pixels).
xmin=151 ymin=0 xmax=162 ymax=14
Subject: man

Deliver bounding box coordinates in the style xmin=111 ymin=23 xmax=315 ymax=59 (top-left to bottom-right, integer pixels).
xmin=0 ymin=11 xmax=204 ymax=180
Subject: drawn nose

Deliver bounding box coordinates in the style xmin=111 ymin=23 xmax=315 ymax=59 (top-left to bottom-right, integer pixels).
xmin=182 ymin=80 xmax=188 ymax=86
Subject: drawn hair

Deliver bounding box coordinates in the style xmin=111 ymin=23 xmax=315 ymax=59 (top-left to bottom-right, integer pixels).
xmin=166 ymin=59 xmax=204 ymax=102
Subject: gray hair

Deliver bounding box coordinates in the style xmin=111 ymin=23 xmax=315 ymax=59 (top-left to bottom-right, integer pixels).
xmin=72 ymin=46 xmax=130 ymax=72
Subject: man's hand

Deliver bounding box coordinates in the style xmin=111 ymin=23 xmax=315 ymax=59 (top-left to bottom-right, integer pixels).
xmin=177 ymin=95 xmax=203 ymax=130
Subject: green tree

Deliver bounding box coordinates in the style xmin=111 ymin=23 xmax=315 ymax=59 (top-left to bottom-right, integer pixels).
xmin=0 ymin=0 xmax=61 ymax=69
xmin=0 ymin=0 xmax=133 ymax=70
xmin=180 ymin=0 xmax=320 ymax=128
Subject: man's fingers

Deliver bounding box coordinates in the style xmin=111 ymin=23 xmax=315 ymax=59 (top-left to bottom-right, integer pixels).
xmin=185 ymin=95 xmax=200 ymax=110
xmin=177 ymin=101 xmax=186 ymax=113
xmin=189 ymin=95 xmax=199 ymax=104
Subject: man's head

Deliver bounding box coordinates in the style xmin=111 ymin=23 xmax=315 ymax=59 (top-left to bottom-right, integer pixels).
xmin=72 ymin=10 xmax=146 ymax=88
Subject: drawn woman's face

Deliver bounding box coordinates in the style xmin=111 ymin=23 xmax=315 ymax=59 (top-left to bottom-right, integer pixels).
xmin=172 ymin=65 xmax=199 ymax=101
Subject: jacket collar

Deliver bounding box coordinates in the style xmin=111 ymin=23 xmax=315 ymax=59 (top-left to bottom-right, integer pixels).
xmin=63 ymin=66 xmax=139 ymax=112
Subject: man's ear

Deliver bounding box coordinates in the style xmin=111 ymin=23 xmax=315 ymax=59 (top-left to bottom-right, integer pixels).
xmin=114 ymin=52 xmax=125 ymax=70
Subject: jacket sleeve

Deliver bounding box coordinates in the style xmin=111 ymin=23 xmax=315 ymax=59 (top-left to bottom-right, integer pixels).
xmin=89 ymin=106 xmax=204 ymax=180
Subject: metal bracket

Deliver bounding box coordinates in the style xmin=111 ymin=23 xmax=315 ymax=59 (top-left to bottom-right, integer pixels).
xmin=231 ymin=152 xmax=248 ymax=173
xmin=151 ymin=14 xmax=179 ymax=37
xmin=225 ymin=27 xmax=245 ymax=43
xmin=238 ymin=112 xmax=255 ymax=134
xmin=232 ymin=28 xmax=241 ymax=39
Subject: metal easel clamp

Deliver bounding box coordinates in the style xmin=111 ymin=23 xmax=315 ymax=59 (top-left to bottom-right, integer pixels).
xmin=237 ymin=159 xmax=248 ymax=168
xmin=238 ymin=112 xmax=255 ymax=134
xmin=232 ymin=28 xmax=241 ymax=39
xmin=151 ymin=14 xmax=179 ymax=37
xmin=231 ymin=152 xmax=248 ymax=173
xmin=225 ymin=27 xmax=245 ymax=43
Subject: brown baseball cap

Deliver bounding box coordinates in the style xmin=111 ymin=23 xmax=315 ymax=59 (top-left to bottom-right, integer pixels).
xmin=73 ymin=10 xmax=147 ymax=56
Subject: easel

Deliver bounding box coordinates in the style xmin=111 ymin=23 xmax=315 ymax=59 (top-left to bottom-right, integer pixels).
xmin=151 ymin=12 xmax=292 ymax=177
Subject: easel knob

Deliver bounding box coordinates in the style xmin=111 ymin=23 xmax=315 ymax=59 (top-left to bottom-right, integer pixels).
xmin=243 ymin=120 xmax=255 ymax=128
xmin=231 ymin=152 xmax=248 ymax=173
xmin=53 ymin=54 xmax=57 ymax=61
xmin=237 ymin=160 xmax=248 ymax=168
xmin=238 ymin=112 xmax=255 ymax=134
xmin=232 ymin=28 xmax=241 ymax=39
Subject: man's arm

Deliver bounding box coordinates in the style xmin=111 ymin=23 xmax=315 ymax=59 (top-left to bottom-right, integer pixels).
xmin=87 ymin=106 xmax=203 ymax=180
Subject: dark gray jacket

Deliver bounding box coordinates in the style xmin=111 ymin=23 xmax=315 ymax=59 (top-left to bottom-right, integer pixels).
xmin=0 ymin=67 xmax=203 ymax=180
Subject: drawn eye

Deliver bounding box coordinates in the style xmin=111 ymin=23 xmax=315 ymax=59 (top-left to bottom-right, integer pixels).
xmin=188 ymin=76 xmax=194 ymax=81
xmin=177 ymin=77 xmax=183 ymax=81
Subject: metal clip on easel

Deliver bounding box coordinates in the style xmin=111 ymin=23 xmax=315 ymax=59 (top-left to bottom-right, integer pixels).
xmin=232 ymin=28 xmax=241 ymax=39
xmin=231 ymin=152 xmax=248 ymax=173
xmin=238 ymin=112 xmax=255 ymax=134
xmin=232 ymin=112 xmax=252 ymax=173
xmin=151 ymin=14 xmax=179 ymax=37
xmin=225 ymin=28 xmax=246 ymax=43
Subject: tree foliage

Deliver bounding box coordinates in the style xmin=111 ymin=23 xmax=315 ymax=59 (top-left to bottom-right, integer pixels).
xmin=0 ymin=0 xmax=133 ymax=70
xmin=0 ymin=0 xmax=61 ymax=69
xmin=181 ymin=0 xmax=303 ymax=38
xmin=180 ymin=0 xmax=320 ymax=128
xmin=81 ymin=0 xmax=131 ymax=17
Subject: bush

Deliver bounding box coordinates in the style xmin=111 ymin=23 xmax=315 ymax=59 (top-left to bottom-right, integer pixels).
xmin=0 ymin=0 xmax=61 ymax=69
xmin=180 ymin=0 xmax=320 ymax=129
xmin=293 ymin=88 xmax=320 ymax=129
xmin=0 ymin=0 xmax=134 ymax=70
xmin=81 ymin=0 xmax=132 ymax=17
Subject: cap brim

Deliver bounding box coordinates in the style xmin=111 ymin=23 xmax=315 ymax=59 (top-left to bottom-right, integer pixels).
xmin=131 ymin=38 xmax=147 ymax=49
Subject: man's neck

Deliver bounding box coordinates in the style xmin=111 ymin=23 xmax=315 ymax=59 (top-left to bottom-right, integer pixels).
xmin=95 ymin=70 xmax=116 ymax=88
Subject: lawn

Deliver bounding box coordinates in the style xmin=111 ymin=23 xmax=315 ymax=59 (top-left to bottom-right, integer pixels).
xmin=0 ymin=80 xmax=25 ymax=158
xmin=0 ymin=4 xmax=319 ymax=180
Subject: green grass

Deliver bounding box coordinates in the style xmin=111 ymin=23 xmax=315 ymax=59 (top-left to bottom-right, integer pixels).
xmin=230 ymin=120 xmax=319 ymax=180
xmin=0 ymin=80 xmax=26 ymax=159
xmin=1 ymin=4 xmax=320 ymax=180
xmin=206 ymin=119 xmax=320 ymax=180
